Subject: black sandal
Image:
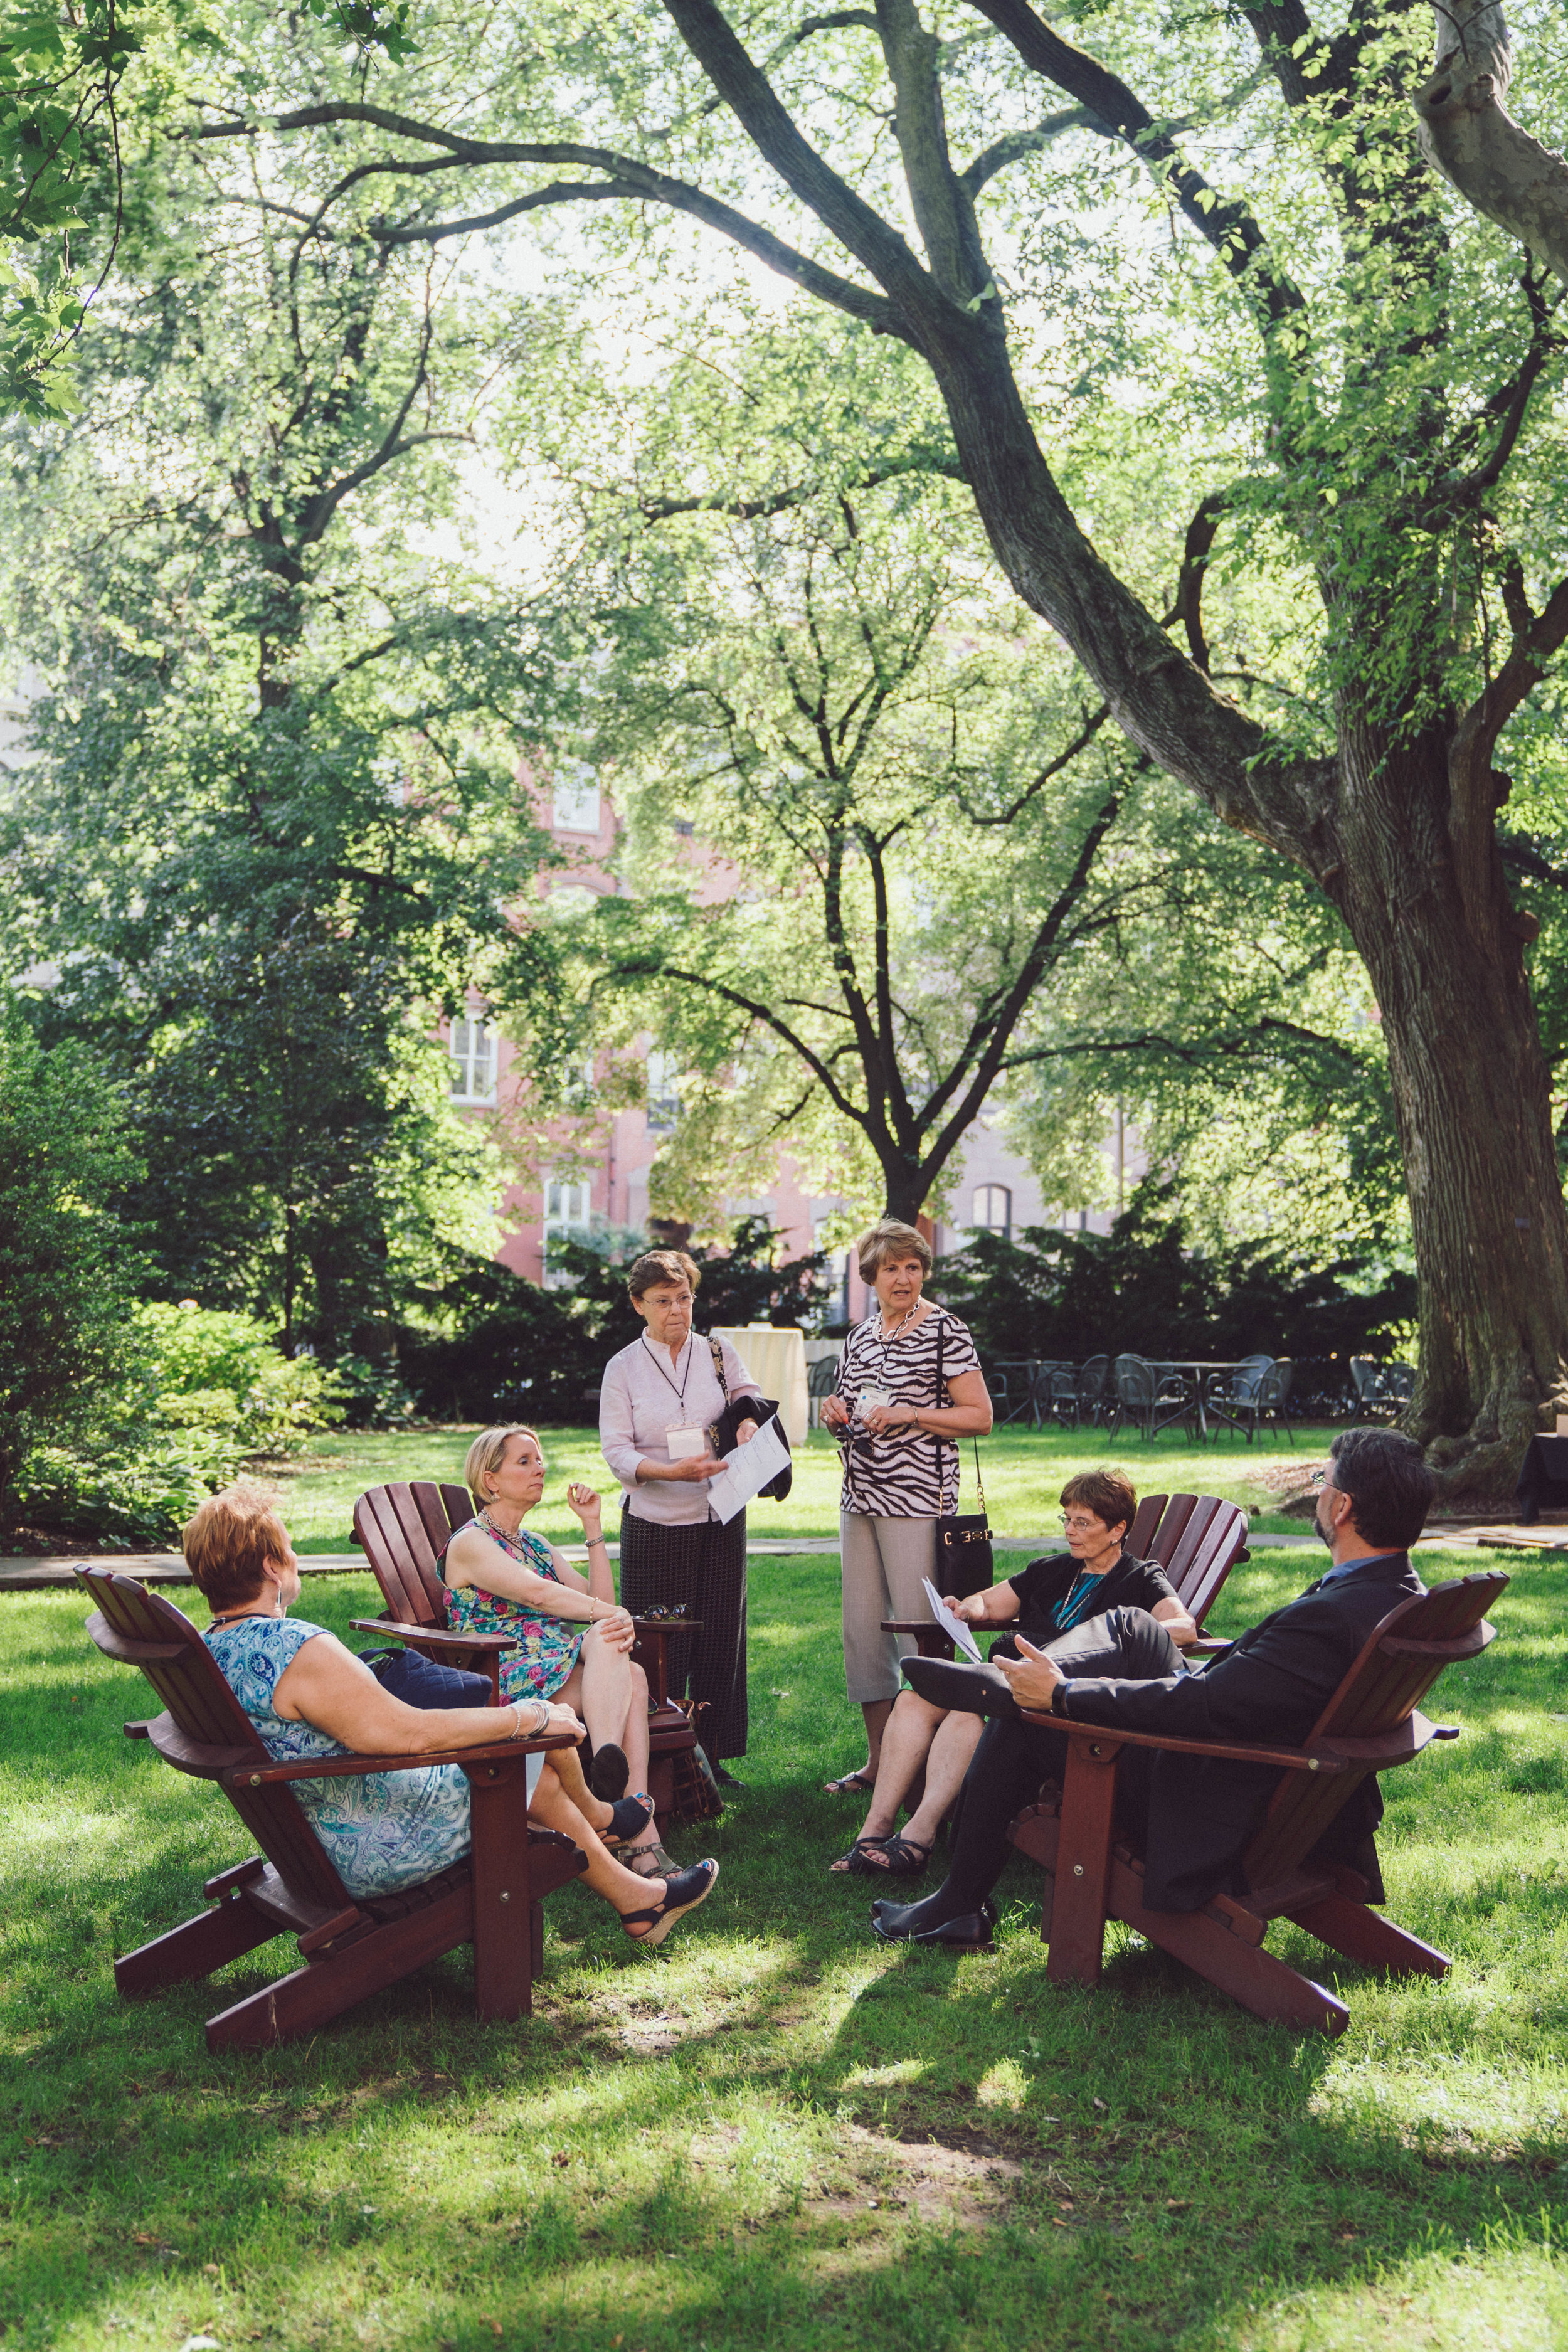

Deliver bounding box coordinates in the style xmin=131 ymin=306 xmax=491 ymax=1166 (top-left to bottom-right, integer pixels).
xmin=601 ymin=1791 xmax=656 ymax=1847
xmin=874 ymin=1832 xmax=933 ymax=1879
xmin=823 ymin=1770 xmax=877 ymax=1797
xmin=830 ymin=1838 xmax=891 ymax=1877
xmin=621 ymin=1859 xmax=719 ymax=1947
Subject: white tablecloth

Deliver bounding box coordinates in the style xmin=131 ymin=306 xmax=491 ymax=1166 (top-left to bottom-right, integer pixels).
xmin=711 ymin=1325 xmax=809 ymax=1448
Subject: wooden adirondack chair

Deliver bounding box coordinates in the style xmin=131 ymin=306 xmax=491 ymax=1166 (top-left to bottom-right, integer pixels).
xmin=79 ymin=1566 xmax=588 ymax=2053
xmin=351 ymin=1481 xmax=701 ymax=1826
xmin=1005 ymin=1568 xmax=1505 ymax=2036
xmin=884 ymin=1492 xmax=1249 ymax=1663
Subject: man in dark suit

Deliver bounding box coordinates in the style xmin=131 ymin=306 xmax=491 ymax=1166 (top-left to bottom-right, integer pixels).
xmin=872 ymin=1426 xmax=1434 ymax=1949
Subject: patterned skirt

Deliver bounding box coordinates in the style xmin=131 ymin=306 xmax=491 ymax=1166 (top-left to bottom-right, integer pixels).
xmin=618 ymin=1508 xmax=748 ymax=1761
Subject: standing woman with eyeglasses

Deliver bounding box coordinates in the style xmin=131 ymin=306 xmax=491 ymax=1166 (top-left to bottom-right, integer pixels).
xmin=599 ymin=1249 xmax=765 ymax=1807
xmin=818 ymin=1219 xmax=993 ymax=1799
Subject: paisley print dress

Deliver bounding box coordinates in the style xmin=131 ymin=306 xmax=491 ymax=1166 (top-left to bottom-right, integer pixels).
xmin=204 ymin=1616 xmax=472 ymax=1898
xmin=439 ymin=1517 xmax=585 ymax=1702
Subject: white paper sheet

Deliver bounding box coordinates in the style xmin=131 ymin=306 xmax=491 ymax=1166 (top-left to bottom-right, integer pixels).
xmin=705 ymin=1414 xmax=792 ymax=1525
xmin=921 ymin=1577 xmax=984 ymax=1663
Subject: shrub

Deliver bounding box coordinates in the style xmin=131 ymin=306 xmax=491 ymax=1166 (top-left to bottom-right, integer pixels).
xmin=0 ymin=1008 xmax=149 ymax=1529
xmin=137 ymin=1302 xmax=342 ymax=1454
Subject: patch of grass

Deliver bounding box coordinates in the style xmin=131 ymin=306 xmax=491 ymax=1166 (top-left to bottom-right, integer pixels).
xmin=265 ymin=1424 xmax=1336 ymax=1552
xmin=3 ymin=1544 xmax=1567 ymax=2348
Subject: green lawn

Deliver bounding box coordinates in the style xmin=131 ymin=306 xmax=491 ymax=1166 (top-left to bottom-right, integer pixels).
xmin=268 ymin=1423 xmax=1336 ymax=1552
xmin=3 ymin=1544 xmax=1566 ymax=2350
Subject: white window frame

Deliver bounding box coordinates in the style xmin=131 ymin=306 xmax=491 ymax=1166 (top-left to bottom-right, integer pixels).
xmin=972 ymin=1183 xmax=1012 ymax=1239
xmin=542 ymin=1179 xmax=594 ymax=1288
xmin=449 ymin=1014 xmax=499 ymax=1104
xmin=646 ymin=1049 xmax=681 ymax=1133
xmin=552 ymin=767 xmax=601 ymax=834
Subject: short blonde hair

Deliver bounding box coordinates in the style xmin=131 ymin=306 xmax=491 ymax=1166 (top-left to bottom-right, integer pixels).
xmin=626 ymin=1249 xmax=700 ymax=1301
xmin=856 ymin=1218 xmax=933 ymax=1284
xmin=464 ymin=1424 xmax=542 ymax=1508
xmin=183 ymin=1486 xmax=292 ymax=1609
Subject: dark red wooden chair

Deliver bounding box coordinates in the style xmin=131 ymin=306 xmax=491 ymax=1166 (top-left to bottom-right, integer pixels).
xmin=884 ymin=1491 xmax=1248 ymax=1662
xmin=1005 ymin=1568 xmax=1505 ymax=2035
xmin=78 ymin=1566 xmax=586 ymax=2053
xmin=350 ymin=1481 xmax=701 ymax=1826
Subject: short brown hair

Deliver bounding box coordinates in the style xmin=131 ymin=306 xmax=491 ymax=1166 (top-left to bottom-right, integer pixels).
xmin=856 ymin=1219 xmax=933 ymax=1283
xmin=1060 ymin=1468 xmax=1137 ymax=1539
xmin=183 ymin=1486 xmax=292 ymax=1610
xmin=465 ymin=1424 xmax=542 ymax=1508
xmin=626 ymin=1249 xmax=701 ymax=1301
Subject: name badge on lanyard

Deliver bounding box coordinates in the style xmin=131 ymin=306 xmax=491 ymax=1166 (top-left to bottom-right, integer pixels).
xmin=858 ymin=1384 xmax=892 ymax=1416
xmin=666 ymin=1424 xmax=707 ymax=1459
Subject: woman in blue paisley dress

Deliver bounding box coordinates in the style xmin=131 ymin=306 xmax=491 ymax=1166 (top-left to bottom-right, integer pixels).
xmin=184 ymin=1488 xmax=719 ymax=1947
xmin=440 ymin=1427 xmax=660 ymax=1868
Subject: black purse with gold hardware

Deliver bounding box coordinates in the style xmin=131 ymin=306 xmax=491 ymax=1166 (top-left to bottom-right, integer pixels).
xmin=933 ymin=1318 xmax=993 ymax=1599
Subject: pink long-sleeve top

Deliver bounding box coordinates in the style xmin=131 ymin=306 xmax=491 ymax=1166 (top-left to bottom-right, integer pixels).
xmin=598 ymin=1331 xmax=764 ymax=1525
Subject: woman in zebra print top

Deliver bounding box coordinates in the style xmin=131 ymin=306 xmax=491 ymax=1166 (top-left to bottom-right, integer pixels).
xmin=820 ymin=1219 xmax=991 ymax=1798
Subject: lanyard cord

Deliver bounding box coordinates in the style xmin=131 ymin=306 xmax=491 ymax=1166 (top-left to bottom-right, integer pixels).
xmin=640 ymin=1330 xmax=694 ymax=1407
xmin=1052 ymin=1563 xmax=1112 ymax=1635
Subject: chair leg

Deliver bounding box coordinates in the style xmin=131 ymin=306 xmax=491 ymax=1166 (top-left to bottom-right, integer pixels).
xmin=1111 ymin=1862 xmax=1350 ymax=2035
xmin=1287 ymin=1890 xmax=1449 ymax=1981
xmin=115 ymin=1896 xmax=280 ymax=1998
xmin=203 ymin=1891 xmax=472 ymax=2052
xmin=1044 ymin=1742 xmax=1119 ymax=1986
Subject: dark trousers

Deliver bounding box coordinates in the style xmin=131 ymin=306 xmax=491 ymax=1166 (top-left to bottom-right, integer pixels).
xmin=619 ymin=1507 xmax=748 ymax=1759
xmin=359 ymin=1648 xmax=491 ymax=1709
xmin=943 ymin=1608 xmax=1181 ymax=1912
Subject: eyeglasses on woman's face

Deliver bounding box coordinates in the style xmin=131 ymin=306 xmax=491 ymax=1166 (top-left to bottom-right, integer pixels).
xmin=1059 ymin=1513 xmax=1106 ymax=1534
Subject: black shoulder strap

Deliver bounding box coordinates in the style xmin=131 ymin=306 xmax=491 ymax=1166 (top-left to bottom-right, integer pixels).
xmin=708 ymin=1333 xmax=729 ymax=1401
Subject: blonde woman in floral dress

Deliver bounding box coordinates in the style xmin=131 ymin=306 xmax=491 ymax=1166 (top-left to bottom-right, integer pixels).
xmin=440 ymin=1425 xmax=660 ymax=1867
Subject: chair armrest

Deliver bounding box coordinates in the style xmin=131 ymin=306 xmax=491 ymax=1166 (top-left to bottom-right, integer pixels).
xmin=348 ymin=1618 xmax=517 ymax=1655
xmin=1187 ymin=1635 xmax=1235 ymax=1655
xmin=1014 ymin=1711 xmax=1350 ymax=1774
xmin=881 ymin=1618 xmax=958 ymax=1661
xmin=223 ymin=1729 xmax=583 ymax=1786
xmin=630 ymin=1617 xmax=704 ymax=1636
xmin=124 ymin=1719 xmax=154 ymax=1739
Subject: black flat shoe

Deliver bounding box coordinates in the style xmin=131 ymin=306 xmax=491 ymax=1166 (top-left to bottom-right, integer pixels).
xmin=870 ymin=1896 xmax=995 ymax=1950
xmin=712 ymin=1764 xmax=744 ymax=1789
xmin=590 ymin=1742 xmax=630 ymax=1801
xmin=899 ymin=1655 xmax=1019 ymax=1719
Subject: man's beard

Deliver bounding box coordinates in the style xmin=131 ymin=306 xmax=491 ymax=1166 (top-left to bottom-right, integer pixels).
xmin=1314 ymin=1496 xmax=1334 ymax=1550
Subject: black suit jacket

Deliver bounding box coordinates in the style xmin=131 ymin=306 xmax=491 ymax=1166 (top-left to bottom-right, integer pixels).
xmin=1057 ymin=1549 xmax=1425 ymax=1912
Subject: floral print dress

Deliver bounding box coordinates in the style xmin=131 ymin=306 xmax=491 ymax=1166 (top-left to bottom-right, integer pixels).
xmin=205 ymin=1616 xmax=473 ymax=1899
xmin=439 ymin=1517 xmax=585 ymax=1702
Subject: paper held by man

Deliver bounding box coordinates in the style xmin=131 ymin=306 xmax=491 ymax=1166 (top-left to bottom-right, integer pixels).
xmin=706 ymin=1416 xmax=792 ymax=1525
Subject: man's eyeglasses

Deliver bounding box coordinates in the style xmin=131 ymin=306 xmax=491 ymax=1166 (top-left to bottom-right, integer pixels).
xmin=639 ymin=1602 xmax=689 ymax=1621
xmin=1059 ymin=1514 xmax=1103 ymax=1534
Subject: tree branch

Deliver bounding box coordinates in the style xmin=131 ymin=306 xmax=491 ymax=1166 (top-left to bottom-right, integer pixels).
xmin=1413 ymin=0 xmax=1568 ymax=284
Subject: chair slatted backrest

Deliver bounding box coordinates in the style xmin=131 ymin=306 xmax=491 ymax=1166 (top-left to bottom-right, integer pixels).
xmin=354 ymin=1480 xmax=474 ymax=1633
xmin=1136 ymin=1495 xmax=1248 ymax=1627
xmin=77 ymin=1567 xmax=353 ymax=1912
xmin=1162 ymin=1496 xmax=1249 ymax=1626
xmin=1078 ymin=1356 xmax=1110 ymax=1406
xmin=1125 ymin=1493 xmax=1170 ymax=1556
xmin=1259 ymin=1359 xmax=1294 ymax=1411
xmin=1115 ymin=1355 xmax=1154 ymax=1409
xmin=1240 ymin=1569 xmax=1506 ymax=1889
xmin=1231 ymin=1355 xmax=1273 ymax=1406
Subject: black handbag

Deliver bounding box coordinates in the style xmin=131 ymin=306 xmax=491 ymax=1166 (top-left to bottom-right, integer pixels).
xmin=706 ymin=1335 xmax=793 ymax=1502
xmin=933 ymin=1317 xmax=993 ymax=1599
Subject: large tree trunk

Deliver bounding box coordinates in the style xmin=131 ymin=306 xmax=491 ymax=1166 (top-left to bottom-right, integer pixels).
xmin=1328 ymin=717 xmax=1568 ymax=1488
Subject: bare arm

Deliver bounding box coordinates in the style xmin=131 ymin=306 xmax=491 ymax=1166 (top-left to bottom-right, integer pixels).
xmin=862 ymin=1364 xmax=993 ymax=1438
xmin=1152 ymin=1596 xmax=1199 ymax=1647
xmin=272 ymin=1632 xmax=583 ymax=1754
xmin=443 ymin=1525 xmax=619 ymax=1624
xmin=955 ymin=1579 xmax=1022 ymax=1625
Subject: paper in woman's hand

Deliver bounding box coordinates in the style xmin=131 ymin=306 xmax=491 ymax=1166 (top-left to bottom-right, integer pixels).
xmin=706 ymin=1416 xmax=792 ymax=1525
xmin=921 ymin=1578 xmax=984 ymax=1663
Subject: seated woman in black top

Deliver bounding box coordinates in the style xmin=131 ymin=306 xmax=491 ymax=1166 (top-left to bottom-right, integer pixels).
xmin=829 ymin=1467 xmax=1195 ymax=1880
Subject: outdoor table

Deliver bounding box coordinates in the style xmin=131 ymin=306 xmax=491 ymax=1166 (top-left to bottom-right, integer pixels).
xmin=1515 ymin=1434 xmax=1568 ymax=1525
xmin=1155 ymin=1361 xmax=1244 ymax=1444
xmin=711 ymin=1324 xmax=808 ymax=1448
